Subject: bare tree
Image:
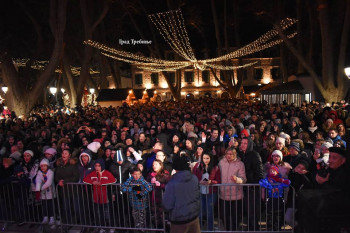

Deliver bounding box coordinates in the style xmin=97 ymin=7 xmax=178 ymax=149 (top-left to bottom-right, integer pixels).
xmin=0 ymin=0 xmax=68 ymax=116
xmin=275 ymin=0 xmax=350 ymax=103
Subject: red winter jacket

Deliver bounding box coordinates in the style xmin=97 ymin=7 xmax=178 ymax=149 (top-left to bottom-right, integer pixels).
xmin=83 ymin=170 xmax=116 ymax=203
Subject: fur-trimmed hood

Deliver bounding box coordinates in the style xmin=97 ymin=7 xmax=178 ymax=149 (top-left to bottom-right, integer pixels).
xmin=56 ymin=157 xmax=78 ymax=166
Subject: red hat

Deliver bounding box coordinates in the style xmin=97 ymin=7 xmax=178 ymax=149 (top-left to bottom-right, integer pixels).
xmin=269 ymin=166 xmax=280 ymax=175
xmin=241 ymin=129 xmax=249 ymax=137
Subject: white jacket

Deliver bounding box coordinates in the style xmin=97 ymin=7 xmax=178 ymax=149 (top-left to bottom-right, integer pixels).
xmin=35 ymin=169 xmax=56 ymax=200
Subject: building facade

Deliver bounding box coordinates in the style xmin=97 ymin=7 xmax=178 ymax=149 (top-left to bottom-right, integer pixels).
xmin=131 ymin=57 xmax=282 ymax=100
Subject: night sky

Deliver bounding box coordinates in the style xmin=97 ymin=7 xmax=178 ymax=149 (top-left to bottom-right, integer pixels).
xmin=0 ymin=0 xmax=297 ymax=61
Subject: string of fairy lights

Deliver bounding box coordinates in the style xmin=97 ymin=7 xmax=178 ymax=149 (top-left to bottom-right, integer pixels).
xmin=148 ymin=9 xmax=197 ymax=62
xmin=12 ymin=58 xmax=100 ymax=76
xmin=85 ymin=10 xmax=297 ymax=72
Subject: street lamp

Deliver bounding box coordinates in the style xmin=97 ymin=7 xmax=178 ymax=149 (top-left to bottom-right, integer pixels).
xmin=345 ymin=67 xmax=350 ymax=79
xmin=89 ymin=88 xmax=95 ymax=105
xmin=49 ymin=87 xmax=57 ymax=95
xmin=2 ymin=86 xmax=8 ymax=94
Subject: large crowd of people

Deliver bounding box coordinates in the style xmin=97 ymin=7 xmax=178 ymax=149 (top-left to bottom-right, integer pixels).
xmin=0 ymin=97 xmax=350 ymax=233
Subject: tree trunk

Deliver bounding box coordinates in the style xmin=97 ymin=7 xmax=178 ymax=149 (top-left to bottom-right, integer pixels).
xmin=1 ymin=0 xmax=67 ymax=116
xmin=62 ymin=56 xmax=77 ymax=108
xmin=75 ymin=0 xmax=109 ymax=105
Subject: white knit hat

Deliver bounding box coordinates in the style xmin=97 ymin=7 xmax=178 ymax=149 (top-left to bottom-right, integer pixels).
xmin=40 ymin=158 xmax=50 ymax=166
xmin=271 ymin=150 xmax=283 ymax=161
xmin=276 ymin=137 xmax=286 ymax=146
xmin=279 ymin=132 xmax=290 ymax=140
xmin=87 ymin=142 xmax=101 ymax=153
xmin=24 ymin=150 xmax=34 ymax=157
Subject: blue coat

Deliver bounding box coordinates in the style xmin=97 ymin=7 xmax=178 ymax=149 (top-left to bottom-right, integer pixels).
xmin=162 ymin=170 xmax=200 ymax=224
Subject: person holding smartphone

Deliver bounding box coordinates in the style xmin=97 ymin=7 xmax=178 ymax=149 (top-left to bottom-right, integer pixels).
xmin=192 ymin=152 xmax=220 ymax=230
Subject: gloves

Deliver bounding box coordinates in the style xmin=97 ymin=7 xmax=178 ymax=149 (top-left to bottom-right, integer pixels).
xmin=35 ymin=191 xmax=41 ymax=201
xmin=155 ymin=181 xmax=160 ymax=187
xmin=132 ymin=185 xmax=141 ymax=192
xmin=136 ymin=194 xmax=143 ymax=199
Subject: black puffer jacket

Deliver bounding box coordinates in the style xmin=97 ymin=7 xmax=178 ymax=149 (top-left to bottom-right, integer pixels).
xmin=239 ymin=137 xmax=264 ymax=183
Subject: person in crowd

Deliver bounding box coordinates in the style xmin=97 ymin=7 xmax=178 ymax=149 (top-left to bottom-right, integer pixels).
xmin=83 ymin=159 xmax=116 ymax=233
xmin=146 ymin=159 xmax=170 ymax=228
xmin=267 ymin=150 xmax=292 ymax=178
xmin=121 ymin=167 xmax=152 ymax=230
xmin=297 ymin=147 xmax=350 ymax=233
xmin=219 ymin=147 xmax=246 ymax=231
xmin=54 ymin=148 xmax=80 ymax=224
xmin=192 ymin=152 xmax=220 ymax=231
xmin=142 ymin=142 xmax=163 ymax=177
xmin=155 ymin=150 xmax=173 ymax=174
xmin=35 ymin=158 xmax=56 ymax=225
xmin=19 ymin=150 xmax=39 ymax=192
xmin=259 ymin=165 xmax=291 ymax=231
xmin=285 ymin=159 xmax=313 ymax=228
xmin=77 ymin=149 xmax=95 ymax=182
xmin=328 ymin=127 xmax=346 ymax=147
xmin=43 ymin=147 xmax=57 ymax=170
xmin=284 ymin=141 xmax=308 ymax=168
xmin=136 ymin=132 xmax=151 ymax=152
xmin=162 ymin=154 xmax=200 ymax=233
xmin=238 ymin=137 xmax=263 ymax=231
xmin=124 ymin=145 xmax=142 ymax=165
xmin=267 ymin=136 xmax=289 ymax=162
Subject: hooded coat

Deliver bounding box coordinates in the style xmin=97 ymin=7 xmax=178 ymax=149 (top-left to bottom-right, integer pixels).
xmin=162 ymin=170 xmax=200 ymax=224
xmin=77 ymin=150 xmax=95 ymax=182
xmin=239 ymin=137 xmax=264 ymax=183
xmin=83 ymin=162 xmax=116 ymax=204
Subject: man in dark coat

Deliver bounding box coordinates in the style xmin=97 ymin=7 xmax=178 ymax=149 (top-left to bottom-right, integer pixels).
xmin=162 ymin=155 xmax=200 ymax=233
xmin=239 ymin=137 xmax=264 ymax=231
xmin=297 ymin=147 xmax=350 ymax=233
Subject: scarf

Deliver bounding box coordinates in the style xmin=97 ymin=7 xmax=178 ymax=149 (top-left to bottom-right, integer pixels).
xmin=42 ymin=171 xmax=48 ymax=183
xmin=308 ymin=126 xmax=318 ymax=133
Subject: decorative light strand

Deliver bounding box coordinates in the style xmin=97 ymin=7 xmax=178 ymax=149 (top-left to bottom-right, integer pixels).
xmin=12 ymin=58 xmax=100 ymax=76
xmin=206 ymin=61 xmax=258 ymax=70
xmin=85 ymin=11 xmax=297 ymax=72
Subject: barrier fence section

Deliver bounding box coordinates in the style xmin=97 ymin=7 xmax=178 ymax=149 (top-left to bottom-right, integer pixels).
xmin=0 ymin=182 xmax=295 ymax=233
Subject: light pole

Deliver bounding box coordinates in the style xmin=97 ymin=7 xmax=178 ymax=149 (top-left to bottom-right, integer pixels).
xmin=89 ymin=88 xmax=95 ymax=106
xmin=49 ymin=87 xmax=57 ymax=107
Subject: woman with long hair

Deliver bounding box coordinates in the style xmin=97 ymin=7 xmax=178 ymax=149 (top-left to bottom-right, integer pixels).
xmin=267 ymin=150 xmax=292 ymax=178
xmin=192 ymin=152 xmax=220 ymax=230
xmin=147 ymin=159 xmax=171 ymax=228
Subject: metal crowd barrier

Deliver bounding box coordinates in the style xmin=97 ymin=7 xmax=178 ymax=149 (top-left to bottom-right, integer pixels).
xmin=0 ymin=182 xmax=295 ymax=233
xmin=199 ymin=184 xmax=295 ymax=233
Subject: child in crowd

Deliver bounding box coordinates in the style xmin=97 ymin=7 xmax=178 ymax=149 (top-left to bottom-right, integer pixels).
xmin=121 ymin=167 xmax=152 ymax=229
xmin=83 ymin=159 xmax=116 ymax=233
xmin=260 ymin=165 xmax=291 ymax=231
xmin=35 ymin=158 xmax=56 ymax=225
